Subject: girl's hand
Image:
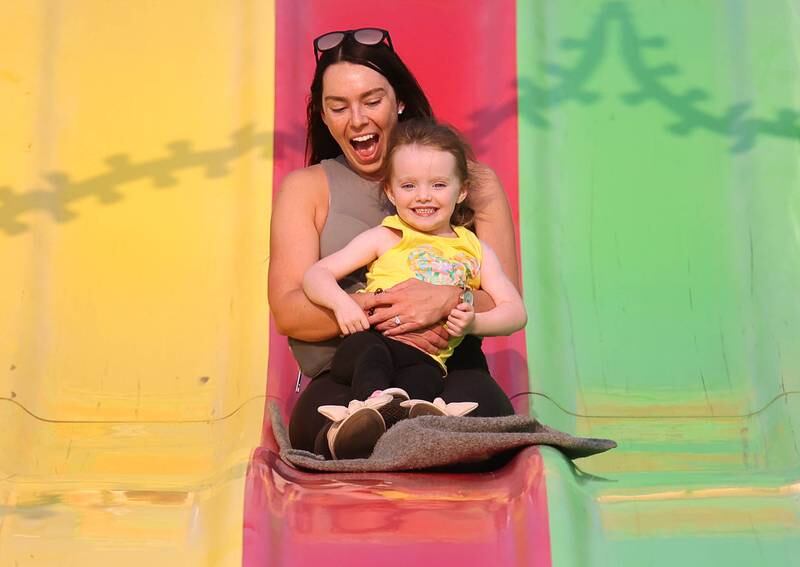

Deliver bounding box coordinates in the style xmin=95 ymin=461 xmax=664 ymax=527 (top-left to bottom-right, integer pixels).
xmin=367 ymin=279 xmax=460 ymax=335
xmin=444 ymin=303 xmax=475 ymax=337
xmin=333 ymin=298 xmax=370 ymax=336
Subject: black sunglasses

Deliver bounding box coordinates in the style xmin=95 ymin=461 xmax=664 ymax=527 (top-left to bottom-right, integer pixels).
xmin=313 ymin=28 xmax=394 ymax=61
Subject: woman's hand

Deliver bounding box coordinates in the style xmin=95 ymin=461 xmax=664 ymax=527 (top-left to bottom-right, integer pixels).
xmin=444 ymin=303 xmax=475 ymax=337
xmin=358 ymin=291 xmax=449 ymax=353
xmin=389 ymin=324 xmax=450 ymax=354
xmin=366 ymin=279 xmax=460 ymax=335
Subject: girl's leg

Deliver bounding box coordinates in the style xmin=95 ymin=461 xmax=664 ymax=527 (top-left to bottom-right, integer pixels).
xmin=392 ymin=364 xmax=443 ymax=400
xmin=383 ymin=337 xmax=445 ymax=400
xmin=330 ymin=330 xmax=394 ymax=399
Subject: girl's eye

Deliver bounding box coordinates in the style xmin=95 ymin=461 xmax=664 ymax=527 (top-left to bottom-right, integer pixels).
xmin=400 ymin=183 xmax=415 ymax=190
xmin=433 ymin=182 xmax=447 ymax=189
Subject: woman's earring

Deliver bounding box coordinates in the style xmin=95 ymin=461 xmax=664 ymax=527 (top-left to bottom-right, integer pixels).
xmin=398 ymin=108 xmax=404 ymax=115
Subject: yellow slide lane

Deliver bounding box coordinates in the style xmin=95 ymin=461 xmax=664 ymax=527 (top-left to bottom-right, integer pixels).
xmin=0 ymin=2 xmax=274 ymax=564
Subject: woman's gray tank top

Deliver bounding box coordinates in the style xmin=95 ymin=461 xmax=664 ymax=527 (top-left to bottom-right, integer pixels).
xmin=288 ymin=155 xmax=393 ymax=377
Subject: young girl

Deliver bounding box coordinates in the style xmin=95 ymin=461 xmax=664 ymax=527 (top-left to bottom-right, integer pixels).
xmin=302 ymin=119 xmax=527 ymax=459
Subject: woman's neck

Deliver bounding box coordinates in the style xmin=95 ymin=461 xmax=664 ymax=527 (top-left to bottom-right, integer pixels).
xmin=338 ymin=154 xmax=383 ymax=182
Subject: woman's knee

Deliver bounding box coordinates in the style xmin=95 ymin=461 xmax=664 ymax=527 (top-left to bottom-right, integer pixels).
xmin=288 ymin=373 xmax=352 ymax=451
xmin=441 ymin=369 xmax=514 ymax=417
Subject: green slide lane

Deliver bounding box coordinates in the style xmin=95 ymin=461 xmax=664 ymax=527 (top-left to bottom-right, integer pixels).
xmin=517 ymin=1 xmax=800 ymax=565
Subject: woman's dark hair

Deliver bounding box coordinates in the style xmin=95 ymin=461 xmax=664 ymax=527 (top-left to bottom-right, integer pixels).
xmin=306 ymin=36 xmax=434 ymax=166
xmin=381 ymin=119 xmax=476 ymax=228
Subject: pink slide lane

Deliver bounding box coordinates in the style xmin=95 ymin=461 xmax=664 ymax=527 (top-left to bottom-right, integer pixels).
xmin=243 ymin=2 xmax=550 ymax=565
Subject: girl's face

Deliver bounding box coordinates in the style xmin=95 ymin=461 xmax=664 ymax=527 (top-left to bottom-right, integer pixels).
xmin=385 ymin=144 xmax=467 ymax=237
xmin=320 ymin=62 xmax=405 ymax=179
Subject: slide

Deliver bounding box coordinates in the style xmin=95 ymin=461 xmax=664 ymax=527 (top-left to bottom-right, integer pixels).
xmin=1 ymin=1 xmax=798 ymax=566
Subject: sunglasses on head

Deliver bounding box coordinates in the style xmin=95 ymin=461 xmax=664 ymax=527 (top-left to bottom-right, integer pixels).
xmin=313 ymin=28 xmax=394 ymax=61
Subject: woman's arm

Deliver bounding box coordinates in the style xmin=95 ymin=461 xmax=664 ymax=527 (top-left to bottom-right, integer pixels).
xmin=468 ymin=242 xmax=527 ymax=336
xmin=303 ymin=227 xmax=393 ymax=335
xmin=269 ymin=168 xmax=446 ymax=351
xmin=468 ymin=162 xmax=520 ymax=290
xmin=269 ymin=167 xmax=369 ymax=341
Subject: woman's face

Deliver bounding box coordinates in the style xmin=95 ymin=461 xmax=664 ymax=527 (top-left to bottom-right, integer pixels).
xmin=320 ymin=62 xmax=404 ymax=178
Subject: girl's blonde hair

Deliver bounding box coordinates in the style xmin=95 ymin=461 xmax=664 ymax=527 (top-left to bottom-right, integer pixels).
xmin=381 ymin=119 xmax=475 ymax=227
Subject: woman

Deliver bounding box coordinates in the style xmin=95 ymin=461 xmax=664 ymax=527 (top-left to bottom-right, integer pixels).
xmin=269 ymin=28 xmax=519 ymax=456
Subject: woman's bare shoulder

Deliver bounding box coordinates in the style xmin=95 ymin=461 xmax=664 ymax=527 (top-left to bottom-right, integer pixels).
xmin=276 ymin=164 xmax=328 ymax=208
xmin=468 ymin=160 xmax=499 ymax=181
xmin=277 ymin=164 xmax=327 ymax=198
xmin=273 ymin=164 xmax=330 ymax=229
xmin=467 ymin=161 xmax=506 ymax=209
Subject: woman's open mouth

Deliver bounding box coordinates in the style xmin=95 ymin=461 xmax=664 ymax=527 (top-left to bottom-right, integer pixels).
xmin=350 ymin=133 xmax=380 ymax=162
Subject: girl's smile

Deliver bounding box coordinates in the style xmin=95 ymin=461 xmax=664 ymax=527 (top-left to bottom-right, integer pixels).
xmin=385 ymin=144 xmax=467 ymax=237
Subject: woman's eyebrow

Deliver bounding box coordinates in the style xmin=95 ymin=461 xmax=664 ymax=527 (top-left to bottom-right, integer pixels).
xmin=324 ymin=88 xmax=387 ymax=103
xmin=360 ymin=88 xmax=386 ymax=99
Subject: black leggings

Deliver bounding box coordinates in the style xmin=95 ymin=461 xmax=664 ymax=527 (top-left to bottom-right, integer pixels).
xmin=331 ymin=330 xmax=444 ymax=401
xmin=289 ymin=335 xmax=514 ymax=453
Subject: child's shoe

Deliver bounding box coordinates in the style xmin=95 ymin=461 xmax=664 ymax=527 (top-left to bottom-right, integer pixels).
xmin=400 ymin=397 xmax=479 ymax=418
xmin=369 ymin=387 xmax=411 ymax=428
xmin=317 ymin=395 xmax=392 ymax=459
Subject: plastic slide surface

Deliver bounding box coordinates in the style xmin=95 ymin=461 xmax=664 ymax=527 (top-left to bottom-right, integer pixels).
xmin=0 ymin=2 xmax=275 ymax=564
xmin=517 ymin=3 xmax=800 ymax=565
xmin=1 ymin=1 xmax=798 ymax=566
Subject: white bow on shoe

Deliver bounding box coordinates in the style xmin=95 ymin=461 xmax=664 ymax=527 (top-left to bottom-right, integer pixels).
xmin=317 ymin=394 xmax=393 ymax=423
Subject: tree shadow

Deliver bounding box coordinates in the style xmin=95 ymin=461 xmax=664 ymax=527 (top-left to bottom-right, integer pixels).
xmin=0 ymin=123 xmax=299 ymax=237
xmin=465 ymin=1 xmax=798 ymax=154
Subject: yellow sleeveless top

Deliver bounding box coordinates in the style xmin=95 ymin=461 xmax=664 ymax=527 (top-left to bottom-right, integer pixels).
xmin=364 ymin=215 xmax=483 ymax=371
